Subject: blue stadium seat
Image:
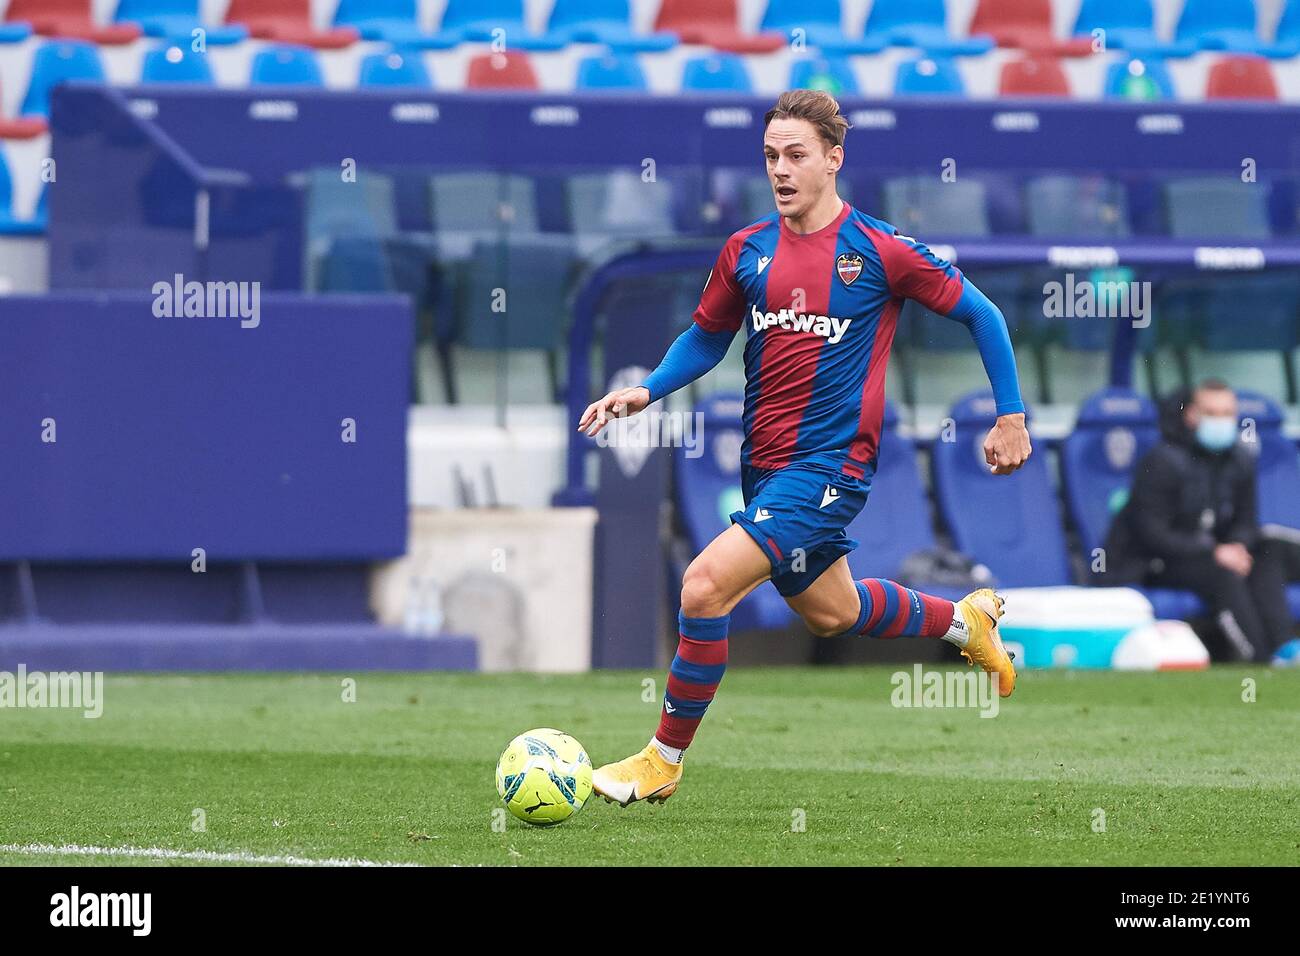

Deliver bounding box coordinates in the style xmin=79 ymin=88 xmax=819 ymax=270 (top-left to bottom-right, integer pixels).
xmin=864 ymin=0 xmax=994 ymax=56
xmin=115 ymin=0 xmax=247 ymax=44
xmin=1175 ymin=0 xmax=1273 ymax=55
xmin=761 ymin=0 xmax=885 ymax=54
xmin=882 ymin=175 xmax=990 ymax=236
xmin=21 ymin=41 xmax=105 ymax=118
xmin=1164 ymin=178 xmax=1271 ymax=239
xmin=305 ymin=168 xmax=399 ymax=292
xmin=894 ymin=56 xmax=966 ymax=96
xmin=789 ymin=56 xmax=859 ymax=95
xmin=575 ymin=52 xmax=646 ymax=91
xmin=0 ymin=22 xmax=30 ymax=43
xmin=334 ymin=0 xmax=455 ymax=48
xmin=1025 ymin=175 xmax=1130 ymax=237
xmin=843 ymin=401 xmax=939 ymax=584
xmin=1104 ymin=57 xmax=1176 ymax=99
xmin=675 ymin=394 xmax=798 ymax=631
xmin=459 ymin=236 xmax=576 ymax=348
xmin=438 ymin=0 xmax=566 ymax=50
xmin=1073 ymin=0 xmax=1196 ymax=57
xmin=140 ymin=44 xmax=215 ymax=84
xmin=1235 ymin=391 xmax=1300 ymax=530
xmin=249 ymin=46 xmax=323 ymax=86
xmin=681 ymin=54 xmax=752 ymax=94
xmin=0 ymin=149 xmax=44 ymax=235
xmin=931 ymin=392 xmax=1073 ymax=587
xmin=1060 ymin=388 xmax=1161 ymax=559
xmin=546 ymin=0 xmax=676 ymax=51
xmin=358 ymin=51 xmax=433 ymax=88
xmin=1278 ymin=0 xmax=1300 ymax=55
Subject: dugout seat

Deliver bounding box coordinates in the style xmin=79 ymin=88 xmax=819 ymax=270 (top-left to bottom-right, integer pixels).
xmin=675 ymin=394 xmax=798 ymax=631
xmin=789 ymin=56 xmax=859 ymax=96
xmin=999 ymin=56 xmax=1071 ymax=97
xmin=894 ymin=56 xmax=966 ymax=96
xmin=333 ymin=0 xmax=453 ymax=48
xmin=7 ymin=0 xmax=140 ymax=44
xmin=1205 ymin=56 xmax=1278 ymax=101
xmin=575 ymin=52 xmax=647 ymax=91
xmin=21 ymin=41 xmax=105 ymax=119
xmin=655 ymin=0 xmax=785 ymax=54
xmin=1104 ymin=57 xmax=1176 ymax=100
xmin=969 ymin=0 xmax=1093 ymax=56
xmin=883 ymin=176 xmax=990 ymax=236
xmin=226 ymin=0 xmax=359 ymax=49
xmin=249 ymin=46 xmax=323 ymax=86
xmin=466 ymin=52 xmax=539 ymax=90
xmin=864 ymin=0 xmax=993 ymax=56
xmin=681 ymin=54 xmax=753 ymax=94
xmin=564 ymin=170 xmax=675 ymax=256
xmin=931 ymin=391 xmax=1074 ymax=587
xmin=116 ymin=0 xmax=247 ymax=44
xmin=1165 ymin=178 xmax=1271 ymax=239
xmin=1025 ymin=175 xmax=1130 ymax=238
xmin=762 ymin=0 xmax=884 ymax=55
xmin=546 ymin=0 xmax=676 ymax=51
xmin=140 ymin=44 xmax=215 ymax=84
xmin=359 ymin=51 xmax=433 ymax=88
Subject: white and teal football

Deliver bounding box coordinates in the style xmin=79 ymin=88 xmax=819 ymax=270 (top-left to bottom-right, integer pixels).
xmin=495 ymin=728 xmax=593 ymax=826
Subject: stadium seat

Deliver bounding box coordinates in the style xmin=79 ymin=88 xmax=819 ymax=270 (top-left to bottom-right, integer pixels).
xmin=969 ymin=0 xmax=1094 ymax=56
xmin=675 ymin=394 xmax=798 ymax=631
xmin=225 ymin=0 xmax=359 ymax=49
xmin=681 ymin=54 xmax=753 ymax=94
xmin=882 ymin=176 xmax=990 ymax=237
xmin=249 ymin=46 xmax=324 ymax=87
xmin=789 ymin=56 xmax=859 ymax=96
xmin=140 ymin=44 xmax=215 ymax=84
xmin=1277 ymin=0 xmax=1300 ymax=55
xmin=1175 ymin=0 xmax=1266 ymax=54
xmin=1164 ymin=178 xmax=1271 ymax=238
xmin=655 ymin=0 xmax=785 ymax=54
xmin=306 ymin=168 xmax=400 ymax=292
xmin=842 ymin=401 xmax=940 ymax=584
xmin=545 ymin=0 xmax=676 ymax=52
xmin=575 ymin=52 xmax=646 ymax=91
xmin=7 ymin=0 xmax=141 ymax=45
xmin=1191 ymin=294 xmax=1300 ymax=418
xmin=21 ymin=41 xmax=105 ymax=119
xmin=863 ymin=0 xmax=994 ymax=56
xmin=931 ymin=392 xmax=1074 ymax=587
xmin=761 ymin=0 xmax=885 ymax=54
xmin=358 ymin=51 xmax=433 ymax=88
xmin=1236 ymin=391 xmax=1300 ymax=529
xmin=0 ymin=22 xmax=30 ymax=44
xmin=1104 ymin=57 xmax=1176 ymax=100
xmin=1060 ymin=388 xmax=1161 ymax=560
xmin=1205 ymin=56 xmax=1279 ymax=101
xmin=1025 ymin=175 xmax=1130 ymax=237
xmin=894 ymin=56 xmax=966 ymax=96
xmin=466 ymin=52 xmax=539 ymax=90
xmin=1072 ymin=0 xmax=1196 ymax=57
xmin=333 ymin=0 xmax=454 ymax=48
xmin=564 ymin=170 xmax=675 ymax=256
xmin=0 ymin=149 xmax=44 ymax=235
xmin=115 ymin=0 xmax=247 ymax=44
xmin=438 ymin=0 xmax=566 ymax=50
xmin=999 ymin=56 xmax=1071 ymax=97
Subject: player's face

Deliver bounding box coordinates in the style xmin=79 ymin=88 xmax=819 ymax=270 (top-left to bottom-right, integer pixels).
xmin=762 ymin=118 xmax=842 ymax=218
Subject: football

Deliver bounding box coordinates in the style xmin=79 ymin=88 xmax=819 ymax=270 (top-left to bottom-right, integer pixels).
xmin=495 ymin=728 xmax=593 ymax=826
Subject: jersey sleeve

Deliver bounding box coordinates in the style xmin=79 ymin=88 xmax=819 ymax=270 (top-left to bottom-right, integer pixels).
xmin=864 ymin=226 xmax=965 ymax=315
xmin=692 ymin=232 xmax=748 ymax=334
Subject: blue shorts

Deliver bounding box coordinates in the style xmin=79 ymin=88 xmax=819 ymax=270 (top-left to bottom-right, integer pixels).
xmin=730 ymin=462 xmax=871 ymax=597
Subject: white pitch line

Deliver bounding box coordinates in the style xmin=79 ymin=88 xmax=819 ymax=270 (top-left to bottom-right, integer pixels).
xmin=0 ymin=843 xmax=421 ymax=868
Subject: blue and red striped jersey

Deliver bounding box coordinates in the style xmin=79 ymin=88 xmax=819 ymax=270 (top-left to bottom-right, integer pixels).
xmin=694 ymin=202 xmax=965 ymax=479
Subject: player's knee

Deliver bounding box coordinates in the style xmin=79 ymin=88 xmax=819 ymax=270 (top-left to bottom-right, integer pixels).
xmin=803 ymin=609 xmax=854 ymax=638
xmin=680 ymin=561 xmax=729 ymax=618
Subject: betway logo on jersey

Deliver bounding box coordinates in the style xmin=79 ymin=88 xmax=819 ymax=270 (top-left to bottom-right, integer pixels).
xmin=750 ymin=305 xmax=852 ymax=344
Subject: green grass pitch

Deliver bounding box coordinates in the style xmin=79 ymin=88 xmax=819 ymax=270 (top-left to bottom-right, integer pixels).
xmin=0 ymin=667 xmax=1296 ymax=866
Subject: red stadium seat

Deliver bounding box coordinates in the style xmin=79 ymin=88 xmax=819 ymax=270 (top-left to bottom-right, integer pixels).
xmin=1205 ymin=55 xmax=1279 ymax=100
xmin=970 ymin=0 xmax=1093 ymax=56
xmin=466 ymin=52 xmax=539 ymax=90
xmin=6 ymin=0 xmax=141 ymax=45
xmin=999 ymin=56 xmax=1071 ymax=96
xmin=654 ymin=0 xmax=784 ymax=53
xmin=225 ymin=0 xmax=359 ymax=49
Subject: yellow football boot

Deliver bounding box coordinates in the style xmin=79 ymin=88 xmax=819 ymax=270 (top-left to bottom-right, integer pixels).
xmin=955 ymin=589 xmax=1016 ymax=698
xmin=592 ymin=742 xmax=683 ymax=806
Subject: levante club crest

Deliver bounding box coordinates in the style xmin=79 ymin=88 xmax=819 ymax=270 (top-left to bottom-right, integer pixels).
xmin=836 ymin=253 xmax=863 ymax=285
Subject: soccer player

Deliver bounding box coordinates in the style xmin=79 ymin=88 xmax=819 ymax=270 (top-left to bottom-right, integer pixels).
xmin=576 ymin=90 xmax=1032 ymax=806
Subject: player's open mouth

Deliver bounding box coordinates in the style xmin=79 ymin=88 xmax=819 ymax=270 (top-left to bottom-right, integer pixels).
xmin=775 ymin=185 xmax=797 ymax=202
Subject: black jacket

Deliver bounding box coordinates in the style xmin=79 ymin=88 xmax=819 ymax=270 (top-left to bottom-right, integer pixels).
xmin=1102 ymin=389 xmax=1259 ymax=583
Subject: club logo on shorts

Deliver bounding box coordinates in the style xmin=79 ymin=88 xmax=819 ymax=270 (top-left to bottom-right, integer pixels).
xmin=836 ymin=253 xmax=863 ymax=286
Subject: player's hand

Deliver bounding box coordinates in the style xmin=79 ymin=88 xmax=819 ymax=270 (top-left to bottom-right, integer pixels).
xmin=983 ymin=413 xmax=1032 ymax=476
xmin=578 ymin=386 xmax=651 ymax=438
xmin=1214 ymin=542 xmax=1253 ymax=577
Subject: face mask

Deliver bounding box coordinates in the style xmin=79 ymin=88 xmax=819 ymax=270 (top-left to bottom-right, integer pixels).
xmin=1195 ymin=415 xmax=1238 ymax=452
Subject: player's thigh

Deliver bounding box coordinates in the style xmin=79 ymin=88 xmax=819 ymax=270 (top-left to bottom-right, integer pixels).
xmin=784 ymin=556 xmax=860 ymax=637
xmin=681 ymin=523 xmax=773 ymax=617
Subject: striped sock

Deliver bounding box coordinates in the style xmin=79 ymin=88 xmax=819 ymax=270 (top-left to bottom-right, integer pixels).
xmin=656 ymin=611 xmax=729 ymax=755
xmin=850 ymin=579 xmax=955 ymax=639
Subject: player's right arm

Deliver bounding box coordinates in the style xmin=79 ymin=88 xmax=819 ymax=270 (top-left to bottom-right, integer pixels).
xmin=579 ymin=238 xmax=746 ymax=437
